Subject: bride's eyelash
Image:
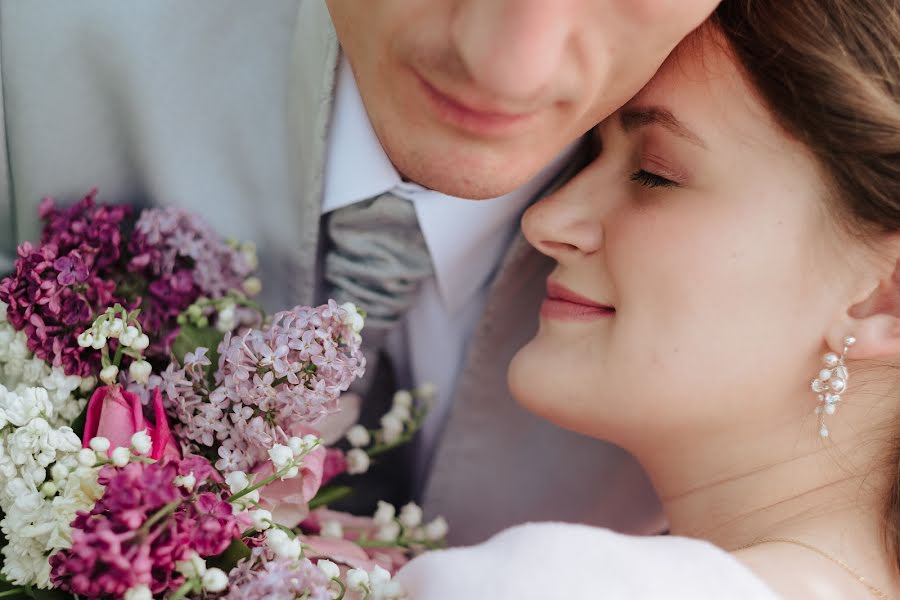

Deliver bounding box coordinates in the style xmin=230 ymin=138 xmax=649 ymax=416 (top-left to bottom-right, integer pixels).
xmin=630 ymin=169 xmax=678 ymax=188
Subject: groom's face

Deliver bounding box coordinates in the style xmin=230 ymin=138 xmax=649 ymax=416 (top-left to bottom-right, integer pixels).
xmin=326 ymin=0 xmax=719 ymax=200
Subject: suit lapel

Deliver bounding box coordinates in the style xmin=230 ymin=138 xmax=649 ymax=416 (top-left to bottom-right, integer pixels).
xmin=285 ymin=0 xmax=340 ymax=305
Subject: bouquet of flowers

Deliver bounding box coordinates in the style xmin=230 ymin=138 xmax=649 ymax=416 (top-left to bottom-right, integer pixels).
xmin=0 ymin=191 xmax=446 ymax=599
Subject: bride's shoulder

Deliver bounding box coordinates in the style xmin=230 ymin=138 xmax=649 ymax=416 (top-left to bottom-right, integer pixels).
xmin=397 ymin=523 xmax=780 ymax=599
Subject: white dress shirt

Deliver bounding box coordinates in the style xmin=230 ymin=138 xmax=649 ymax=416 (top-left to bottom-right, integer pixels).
xmin=322 ymin=55 xmax=573 ymax=479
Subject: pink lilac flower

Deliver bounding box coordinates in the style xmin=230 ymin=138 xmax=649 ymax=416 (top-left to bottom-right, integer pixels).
xmin=196 ymin=301 xmax=365 ymax=472
xmin=226 ymin=549 xmax=331 ymax=600
xmin=49 ymin=457 xmax=241 ymax=598
xmin=126 ymin=207 xmax=256 ymax=356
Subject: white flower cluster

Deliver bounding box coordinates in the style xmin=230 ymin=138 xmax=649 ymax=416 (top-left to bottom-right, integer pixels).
xmin=76 ymin=305 xmax=151 ymax=385
xmin=0 ymin=392 xmax=102 ymax=587
xmin=340 ymin=302 xmax=366 ymax=338
xmin=0 ymin=303 xmax=102 ymax=587
xmin=371 ymin=501 xmax=448 ymax=546
xmin=226 ymin=436 xmax=321 ymax=512
xmin=343 ymin=385 xmax=436 ymax=476
xmin=338 ymin=563 xmax=405 ymax=600
xmin=0 ymin=301 xmax=89 ymax=426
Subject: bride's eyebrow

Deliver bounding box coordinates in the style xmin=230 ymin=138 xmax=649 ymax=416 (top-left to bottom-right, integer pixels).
xmin=618 ymin=106 xmax=708 ymax=150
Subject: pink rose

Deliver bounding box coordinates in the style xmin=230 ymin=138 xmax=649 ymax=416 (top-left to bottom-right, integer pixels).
xmin=253 ymin=424 xmax=327 ymax=527
xmin=82 ymin=385 xmax=181 ymax=462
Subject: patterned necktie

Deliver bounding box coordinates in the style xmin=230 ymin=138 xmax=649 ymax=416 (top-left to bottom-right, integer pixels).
xmin=323 ymin=191 xmax=434 ymax=350
xmin=322 ymin=191 xmax=434 ymax=510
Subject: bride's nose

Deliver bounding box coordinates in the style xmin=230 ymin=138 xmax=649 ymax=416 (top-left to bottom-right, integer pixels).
xmin=522 ymin=173 xmax=603 ymax=261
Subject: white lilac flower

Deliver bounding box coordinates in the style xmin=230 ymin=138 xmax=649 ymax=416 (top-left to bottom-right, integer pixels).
xmin=375 ymin=580 xmax=406 ymax=600
xmin=268 ymin=444 xmax=294 ymax=471
xmin=248 ymin=509 xmax=273 ymax=531
xmin=340 ymin=302 xmax=366 ymax=334
xmin=346 ymin=568 xmax=370 ymax=592
xmin=345 ymin=448 xmax=371 ymax=475
xmin=119 ymin=326 xmax=139 ymax=348
xmin=266 ymin=529 xmax=303 ymax=560
xmin=130 ymin=430 xmax=153 ymax=456
xmin=373 ymin=501 xmax=396 ymax=526
xmin=99 ymin=364 xmax=119 ymax=385
xmin=176 ymin=553 xmax=207 ymax=578
xmin=380 ymin=414 xmax=404 ymax=445
xmin=131 ymin=333 xmax=150 ymax=352
xmin=345 ymin=425 xmax=371 ymax=448
xmin=388 ymin=404 xmax=411 ymax=422
xmin=225 ymin=471 xmax=251 ymax=494
xmin=392 ymin=390 xmax=413 ymax=409
xmin=174 ymin=472 xmax=197 ymax=491
xmin=124 ymin=585 xmax=153 ymax=600
xmin=110 ymin=447 xmax=131 ymax=467
xmin=128 ymin=360 xmax=152 ymax=385
xmin=202 ymin=568 xmax=229 ymax=593
xmin=89 ymin=437 xmax=111 ymax=453
xmin=216 ymin=302 xmax=238 ymax=333
xmin=370 ymin=565 xmax=391 ymax=589
xmin=77 ymin=448 xmax=97 ymax=467
xmin=376 ymin=521 xmax=401 ymax=542
xmin=424 ymin=516 xmax=449 ymax=540
xmin=399 ymin=503 xmax=423 ymax=529
xmin=317 ymin=559 xmax=340 ymax=580
xmin=320 ymin=520 xmax=344 ymax=540
xmin=242 ymin=276 xmax=262 ymax=297
xmin=0 ymin=421 xmax=101 ymax=589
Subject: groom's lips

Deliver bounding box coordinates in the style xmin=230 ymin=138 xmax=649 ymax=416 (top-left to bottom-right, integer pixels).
xmin=541 ymin=280 xmax=615 ymax=321
xmin=415 ymin=72 xmax=538 ymax=137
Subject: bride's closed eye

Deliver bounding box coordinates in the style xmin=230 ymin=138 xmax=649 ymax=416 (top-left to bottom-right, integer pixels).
xmin=630 ymin=169 xmax=678 ymax=188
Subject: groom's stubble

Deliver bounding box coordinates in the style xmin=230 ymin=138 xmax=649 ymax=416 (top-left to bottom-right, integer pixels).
xmin=325 ymin=0 xmax=721 ymax=200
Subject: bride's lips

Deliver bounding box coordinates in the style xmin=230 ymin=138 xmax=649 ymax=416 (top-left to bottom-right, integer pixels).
xmin=541 ymin=280 xmax=615 ymax=321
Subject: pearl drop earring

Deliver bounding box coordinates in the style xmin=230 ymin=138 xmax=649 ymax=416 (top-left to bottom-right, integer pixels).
xmin=811 ymin=335 xmax=855 ymax=438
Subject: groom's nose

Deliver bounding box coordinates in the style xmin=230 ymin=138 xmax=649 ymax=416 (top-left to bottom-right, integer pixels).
xmin=449 ymin=0 xmax=582 ymax=103
xmin=521 ymin=174 xmax=604 ymax=261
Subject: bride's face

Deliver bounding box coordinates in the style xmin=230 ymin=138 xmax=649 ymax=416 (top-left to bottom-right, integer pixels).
xmin=510 ymin=30 xmax=859 ymax=444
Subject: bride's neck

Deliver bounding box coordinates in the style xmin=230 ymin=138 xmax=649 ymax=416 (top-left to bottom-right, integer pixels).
xmin=632 ymin=413 xmax=890 ymax=550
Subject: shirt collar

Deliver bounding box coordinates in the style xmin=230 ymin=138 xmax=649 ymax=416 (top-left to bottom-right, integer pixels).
xmin=322 ymin=54 xmax=575 ymax=315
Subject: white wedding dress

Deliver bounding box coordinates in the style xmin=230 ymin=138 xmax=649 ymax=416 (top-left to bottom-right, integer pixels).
xmin=396 ymin=522 xmax=780 ymax=599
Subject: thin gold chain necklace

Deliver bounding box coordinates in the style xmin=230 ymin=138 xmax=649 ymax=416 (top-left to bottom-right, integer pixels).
xmin=735 ymin=538 xmax=891 ymax=600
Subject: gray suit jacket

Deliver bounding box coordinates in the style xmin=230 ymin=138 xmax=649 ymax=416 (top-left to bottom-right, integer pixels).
xmin=0 ymin=0 xmax=661 ymax=544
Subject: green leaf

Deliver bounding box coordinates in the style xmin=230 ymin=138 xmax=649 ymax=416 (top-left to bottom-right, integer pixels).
xmin=23 ymin=586 xmax=74 ymax=599
xmin=69 ymin=403 xmax=90 ymax=440
xmin=171 ymin=322 xmax=225 ymax=372
xmin=206 ymin=538 xmax=252 ymax=572
xmin=308 ymin=485 xmax=353 ymax=510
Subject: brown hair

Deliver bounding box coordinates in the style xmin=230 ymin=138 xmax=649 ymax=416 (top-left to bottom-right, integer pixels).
xmin=713 ymin=0 xmax=900 ymax=571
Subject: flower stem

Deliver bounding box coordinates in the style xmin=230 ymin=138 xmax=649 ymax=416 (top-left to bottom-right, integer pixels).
xmin=168 ymin=579 xmax=197 ymax=600
xmin=227 ymin=447 xmax=317 ymax=503
xmin=0 ymin=588 xmax=25 ymax=598
xmin=334 ymin=578 xmax=347 ymax=600
xmin=138 ymin=499 xmax=182 ymax=537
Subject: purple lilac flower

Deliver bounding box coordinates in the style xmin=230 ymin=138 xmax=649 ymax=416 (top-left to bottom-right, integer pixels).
xmin=0 ymin=242 xmax=119 ymax=377
xmin=38 ymin=190 xmax=130 ymax=272
xmin=126 ymin=207 xmax=257 ymax=356
xmin=49 ymin=457 xmax=241 ymax=598
xmin=0 ymin=192 xmax=131 ymax=376
xmin=226 ymin=549 xmax=331 ymax=600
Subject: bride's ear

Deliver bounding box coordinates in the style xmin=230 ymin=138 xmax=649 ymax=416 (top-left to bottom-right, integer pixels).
xmin=836 ymin=254 xmax=900 ymax=359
